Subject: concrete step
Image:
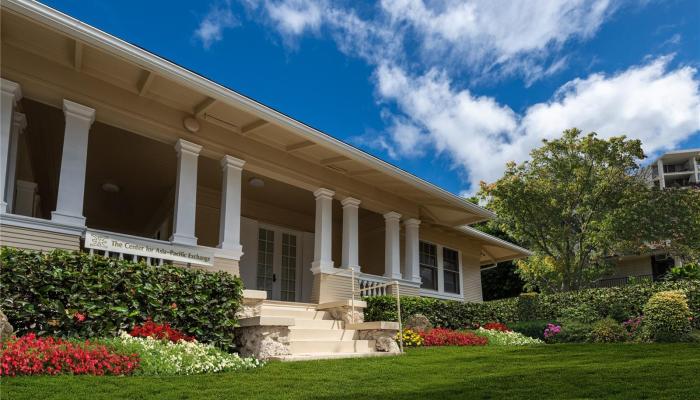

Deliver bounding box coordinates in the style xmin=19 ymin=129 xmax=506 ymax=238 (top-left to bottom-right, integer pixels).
xmin=274 ymin=352 xmax=399 ymax=362
xmin=290 ymin=319 xmax=345 ymax=330
xmin=289 ymin=340 xmax=375 ymax=354
xmin=288 ymin=329 xmax=358 ymax=341
xmin=261 ymin=300 xmax=318 ymax=311
xmin=259 ymin=308 xmax=330 ymax=320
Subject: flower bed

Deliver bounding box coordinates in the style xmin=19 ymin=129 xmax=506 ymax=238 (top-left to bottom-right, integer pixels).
xmin=130 ymin=319 xmax=194 ymax=343
xmin=1 ymin=334 xmax=139 ymax=376
xmin=475 ymin=328 xmax=543 ymax=345
xmin=483 ymin=322 xmax=510 ymax=332
xmin=420 ymin=328 xmax=488 ymax=347
xmin=99 ymin=332 xmax=263 ymax=375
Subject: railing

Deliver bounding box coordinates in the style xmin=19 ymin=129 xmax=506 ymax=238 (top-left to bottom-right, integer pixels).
xmin=324 ymin=268 xmax=404 ymax=353
xmin=86 ymin=247 xmax=166 ymax=266
xmin=595 ymin=274 xmax=653 ymax=288
xmin=357 ymin=274 xmax=390 ymax=296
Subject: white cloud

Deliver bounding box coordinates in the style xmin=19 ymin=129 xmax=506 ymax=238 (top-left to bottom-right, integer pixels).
xmin=376 ymin=57 xmax=700 ymax=193
xmin=194 ymin=1 xmax=239 ymax=49
xmin=264 ymin=0 xmax=323 ymax=35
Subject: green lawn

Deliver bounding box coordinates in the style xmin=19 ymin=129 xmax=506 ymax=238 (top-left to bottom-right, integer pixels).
xmin=4 ymin=344 xmax=700 ymax=400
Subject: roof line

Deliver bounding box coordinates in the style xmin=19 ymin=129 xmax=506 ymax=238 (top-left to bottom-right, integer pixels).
xmin=4 ymin=0 xmax=495 ymax=222
xmin=456 ymin=225 xmax=532 ymax=257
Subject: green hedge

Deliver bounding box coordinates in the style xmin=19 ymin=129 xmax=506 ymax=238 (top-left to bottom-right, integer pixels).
xmin=0 ymin=247 xmax=243 ymax=351
xmin=364 ymin=280 xmax=700 ymax=329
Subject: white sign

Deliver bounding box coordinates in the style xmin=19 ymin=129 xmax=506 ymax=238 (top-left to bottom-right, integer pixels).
xmin=85 ymin=230 xmax=213 ymax=266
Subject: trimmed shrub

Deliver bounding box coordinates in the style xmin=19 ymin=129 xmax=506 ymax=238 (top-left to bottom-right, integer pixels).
xmin=548 ymin=321 xmax=592 ymax=343
xmin=642 ymin=290 xmax=692 ymax=342
xmin=589 ymin=318 xmax=626 ymax=343
xmin=664 ymin=263 xmax=700 ymax=281
xmin=364 ymin=280 xmax=700 ymax=329
xmin=509 ymin=320 xmax=550 ymax=340
xmin=558 ymin=304 xmax=598 ymax=324
xmin=0 ymin=248 xmax=243 ymax=351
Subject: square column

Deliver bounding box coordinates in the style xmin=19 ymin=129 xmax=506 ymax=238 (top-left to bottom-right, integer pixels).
xmin=341 ymin=197 xmax=361 ymax=271
xmin=14 ymin=180 xmax=37 ymax=217
xmin=311 ymin=188 xmax=335 ymax=274
xmin=6 ymin=112 xmax=26 ymax=213
xmin=657 ymin=159 xmax=665 ymax=189
xmin=1 ymin=79 xmax=22 ymax=214
xmin=404 ymin=218 xmax=421 ymax=283
xmin=170 ymin=139 xmax=202 ymax=246
xmin=51 ymin=100 xmax=95 ymax=226
xmin=218 ymin=155 xmax=246 ymax=259
xmin=383 ymin=211 xmax=402 ymax=280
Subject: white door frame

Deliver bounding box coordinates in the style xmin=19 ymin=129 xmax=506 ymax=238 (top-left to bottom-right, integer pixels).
xmin=257 ymin=222 xmax=304 ymax=301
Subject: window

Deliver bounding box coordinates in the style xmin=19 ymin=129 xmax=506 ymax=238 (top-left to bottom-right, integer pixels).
xmin=280 ymin=233 xmax=297 ymax=302
xmin=419 ymin=241 xmax=438 ymax=290
xmin=443 ymin=247 xmax=460 ymax=294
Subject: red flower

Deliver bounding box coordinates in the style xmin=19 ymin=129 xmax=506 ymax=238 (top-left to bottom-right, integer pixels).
xmin=0 ymin=334 xmax=139 ymax=377
xmin=419 ymin=328 xmax=488 ymax=347
xmin=129 ymin=318 xmax=194 ymax=343
xmin=74 ymin=312 xmax=86 ymax=323
xmin=483 ymin=322 xmax=510 ymax=332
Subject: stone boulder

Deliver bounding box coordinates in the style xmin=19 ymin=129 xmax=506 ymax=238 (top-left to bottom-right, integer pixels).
xmin=0 ymin=310 xmax=13 ymax=342
xmin=405 ymin=314 xmax=432 ymax=332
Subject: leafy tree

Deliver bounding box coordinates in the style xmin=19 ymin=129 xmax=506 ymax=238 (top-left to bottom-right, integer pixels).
xmin=479 ymin=128 xmax=652 ymax=292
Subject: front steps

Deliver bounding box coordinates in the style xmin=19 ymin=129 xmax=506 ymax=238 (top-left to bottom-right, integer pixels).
xmin=237 ymin=298 xmax=399 ymax=361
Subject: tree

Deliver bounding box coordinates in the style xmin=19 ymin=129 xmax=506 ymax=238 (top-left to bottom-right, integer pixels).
xmin=479 ymin=128 xmax=649 ymax=292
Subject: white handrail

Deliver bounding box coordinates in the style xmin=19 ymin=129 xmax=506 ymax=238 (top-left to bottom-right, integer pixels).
xmin=321 ymin=268 xmax=404 ymax=353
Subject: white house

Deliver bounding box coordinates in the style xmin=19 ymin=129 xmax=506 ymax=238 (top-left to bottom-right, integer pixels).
xmin=0 ymin=0 xmax=530 ymax=359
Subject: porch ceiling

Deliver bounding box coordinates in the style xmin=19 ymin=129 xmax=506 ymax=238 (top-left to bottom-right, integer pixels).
xmin=1 ymin=1 xmax=494 ymax=228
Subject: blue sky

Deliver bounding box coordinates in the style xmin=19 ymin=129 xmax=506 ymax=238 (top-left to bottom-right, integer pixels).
xmin=42 ymin=0 xmax=700 ymax=195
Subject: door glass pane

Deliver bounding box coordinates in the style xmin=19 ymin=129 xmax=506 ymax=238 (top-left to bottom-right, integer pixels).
xmin=257 ymin=228 xmax=274 ymax=298
xmin=419 ymin=241 xmax=438 ymax=290
xmin=281 ymin=233 xmax=297 ymax=301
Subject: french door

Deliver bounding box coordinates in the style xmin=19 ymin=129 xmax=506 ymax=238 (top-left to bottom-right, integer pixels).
xmin=256 ymin=226 xmax=301 ymax=301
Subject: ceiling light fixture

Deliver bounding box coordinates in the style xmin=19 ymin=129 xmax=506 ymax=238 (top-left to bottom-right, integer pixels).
xmin=102 ymin=182 xmax=120 ymax=193
xmin=248 ymin=177 xmax=265 ymax=188
xmin=183 ymin=117 xmax=200 ymax=133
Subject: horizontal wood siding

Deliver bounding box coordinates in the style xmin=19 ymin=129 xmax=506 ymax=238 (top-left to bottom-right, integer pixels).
xmin=0 ymin=223 xmax=80 ymax=252
xmin=316 ymin=273 xmax=354 ymax=303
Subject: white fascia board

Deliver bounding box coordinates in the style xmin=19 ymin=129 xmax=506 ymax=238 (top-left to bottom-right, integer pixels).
xmin=456 ymin=225 xmax=532 ymax=257
xmin=4 ymin=0 xmax=495 ymax=223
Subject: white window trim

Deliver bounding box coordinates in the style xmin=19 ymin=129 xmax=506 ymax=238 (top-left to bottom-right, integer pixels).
xmin=418 ymin=240 xmax=464 ymax=300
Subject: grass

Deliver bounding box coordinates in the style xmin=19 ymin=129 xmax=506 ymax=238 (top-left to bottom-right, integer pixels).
xmin=3 ymin=344 xmax=700 ymax=400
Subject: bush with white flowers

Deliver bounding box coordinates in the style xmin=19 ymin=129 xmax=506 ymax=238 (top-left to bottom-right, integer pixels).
xmin=475 ymin=328 xmax=544 ymax=346
xmin=100 ymin=332 xmax=264 ymax=375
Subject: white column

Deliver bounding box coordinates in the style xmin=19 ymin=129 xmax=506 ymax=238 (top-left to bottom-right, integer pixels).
xmin=383 ymin=211 xmax=402 ymax=280
xmin=657 ymin=159 xmax=665 ymax=189
xmin=218 ymin=155 xmax=245 ymax=258
xmin=1 ymin=79 xmax=22 ymax=213
xmin=341 ymin=197 xmax=361 ymax=271
xmin=404 ymin=218 xmax=421 ymax=283
xmin=311 ymin=188 xmax=335 ymax=274
xmin=14 ymin=180 xmax=37 ymax=217
xmin=51 ymin=100 xmax=95 ymax=226
xmin=170 ymin=139 xmax=202 ymax=246
xmin=6 ymin=112 xmax=27 ymax=213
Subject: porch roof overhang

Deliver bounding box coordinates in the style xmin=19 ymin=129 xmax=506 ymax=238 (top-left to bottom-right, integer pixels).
xmin=455 ymin=225 xmax=532 ymax=266
xmin=1 ymin=0 xmax=495 ymax=227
